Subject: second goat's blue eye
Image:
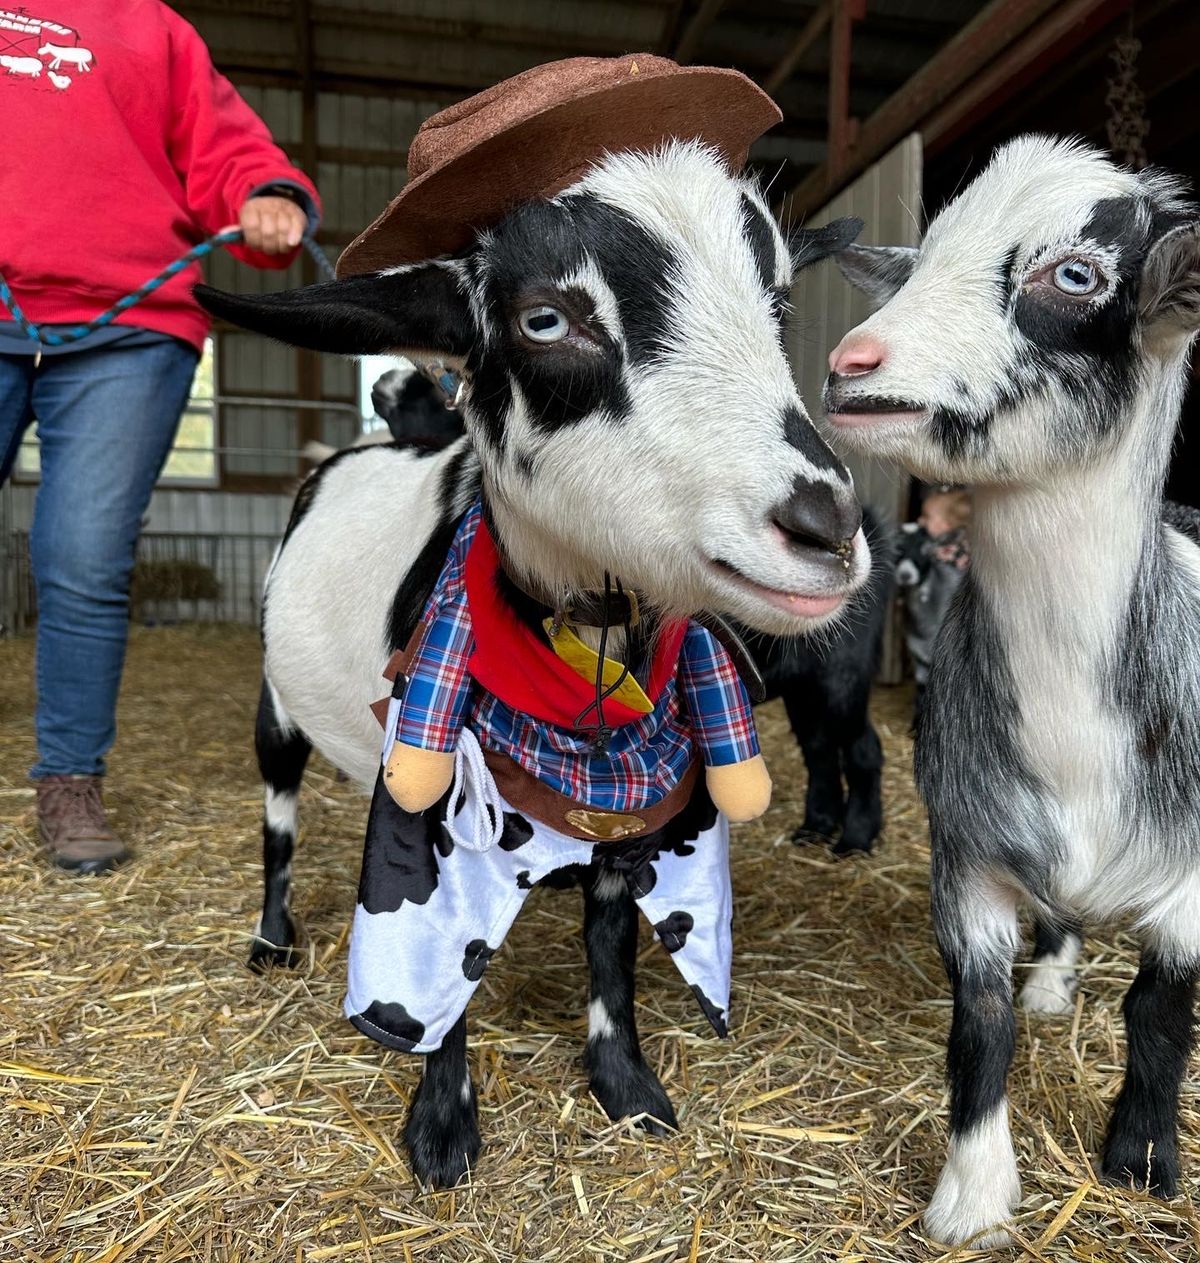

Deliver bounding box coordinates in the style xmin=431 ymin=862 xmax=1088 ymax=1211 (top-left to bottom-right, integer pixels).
xmin=1052 ymin=258 xmax=1100 ymax=296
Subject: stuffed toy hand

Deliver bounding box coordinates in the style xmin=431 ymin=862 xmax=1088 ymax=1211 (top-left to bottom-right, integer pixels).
xmin=705 ymin=754 xmax=771 ymax=822
xmin=384 ymin=741 xmax=455 ymax=812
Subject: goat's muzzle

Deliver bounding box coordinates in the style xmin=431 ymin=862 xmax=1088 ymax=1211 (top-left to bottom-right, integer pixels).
xmin=771 ymin=477 xmax=863 ymax=569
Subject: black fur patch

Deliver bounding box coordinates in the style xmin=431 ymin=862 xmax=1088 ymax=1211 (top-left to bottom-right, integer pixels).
xmin=928 ymin=403 xmax=989 ymax=461
xmin=382 ymin=443 xmax=479 ymax=653
xmin=781 ymin=403 xmax=849 ymax=479
xmin=690 ymin=983 xmax=728 ymax=1038
xmin=994 ymin=244 xmax=1020 ymax=308
xmin=561 ymin=193 xmax=681 ymax=366
xmin=942 ymin=952 xmax=1016 ymax=1135
xmin=1102 ymin=955 xmax=1196 ymax=1195
xmin=654 ymin=910 xmax=694 ymax=953
xmin=741 ymin=193 xmax=779 ymax=293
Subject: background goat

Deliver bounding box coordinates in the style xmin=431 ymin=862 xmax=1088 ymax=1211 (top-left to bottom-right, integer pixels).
xmin=199 ymin=140 xmax=871 ymax=1187
xmin=826 ymin=134 xmax=1200 ymax=1246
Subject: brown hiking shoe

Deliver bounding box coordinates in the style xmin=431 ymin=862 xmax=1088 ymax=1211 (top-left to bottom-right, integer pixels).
xmin=35 ymin=775 xmax=129 ymax=874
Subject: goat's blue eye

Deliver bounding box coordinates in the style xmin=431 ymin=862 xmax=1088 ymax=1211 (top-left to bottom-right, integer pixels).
xmin=518 ymin=306 xmax=570 ymax=343
xmin=1052 ymin=258 xmax=1100 ymax=296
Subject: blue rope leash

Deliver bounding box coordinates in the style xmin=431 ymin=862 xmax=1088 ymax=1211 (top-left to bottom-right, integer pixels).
xmin=0 ymin=230 xmax=335 ymax=351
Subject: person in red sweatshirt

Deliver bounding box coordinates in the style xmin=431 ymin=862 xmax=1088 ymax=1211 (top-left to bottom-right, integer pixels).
xmin=0 ymin=1 xmax=321 ymax=873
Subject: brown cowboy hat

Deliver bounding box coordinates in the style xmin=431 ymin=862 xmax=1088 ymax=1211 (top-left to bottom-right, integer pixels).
xmin=336 ymin=54 xmax=782 ymax=277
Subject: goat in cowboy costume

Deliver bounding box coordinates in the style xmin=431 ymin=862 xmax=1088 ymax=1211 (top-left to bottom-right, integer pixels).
xmin=343 ymin=58 xmax=785 ymax=1061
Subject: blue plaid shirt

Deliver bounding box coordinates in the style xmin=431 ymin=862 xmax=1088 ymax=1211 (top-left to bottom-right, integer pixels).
xmin=391 ymin=500 xmax=760 ymax=812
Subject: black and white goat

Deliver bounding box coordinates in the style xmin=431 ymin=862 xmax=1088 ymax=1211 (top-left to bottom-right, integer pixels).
xmin=370 ymin=371 xmax=894 ymax=855
xmin=198 ymin=141 xmax=872 ymax=1187
xmin=894 ymin=521 xmax=965 ymax=727
xmin=826 ymin=134 xmax=1200 ymax=1246
xmin=751 ymin=513 xmax=892 ymax=854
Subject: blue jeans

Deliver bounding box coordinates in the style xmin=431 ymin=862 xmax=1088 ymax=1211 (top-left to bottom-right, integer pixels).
xmin=1 ymin=341 xmax=199 ymax=778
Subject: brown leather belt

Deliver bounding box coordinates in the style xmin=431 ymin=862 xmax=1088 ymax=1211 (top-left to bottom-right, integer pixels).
xmin=483 ymin=749 xmax=697 ymax=841
xmin=369 ymin=632 xmax=695 ymax=842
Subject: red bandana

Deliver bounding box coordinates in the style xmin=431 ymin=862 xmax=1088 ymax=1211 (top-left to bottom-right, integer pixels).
xmin=464 ymin=517 xmax=688 ymax=731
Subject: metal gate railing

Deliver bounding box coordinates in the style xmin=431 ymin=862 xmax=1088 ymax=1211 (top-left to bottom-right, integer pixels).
xmin=0 ymin=392 xmax=367 ymax=635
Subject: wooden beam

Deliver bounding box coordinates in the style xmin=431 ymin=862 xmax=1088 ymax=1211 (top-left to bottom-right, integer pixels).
xmin=762 ymin=3 xmax=831 ymax=96
xmin=779 ymin=0 xmax=1073 ymax=220
xmin=221 ymin=62 xmax=470 ymax=102
xmin=307 ymin=8 xmax=633 ymax=58
xmin=674 ymin=0 xmax=730 ymax=64
xmin=826 ymin=0 xmax=866 ymax=183
xmin=922 ymin=0 xmax=1132 ymax=154
xmin=739 ymin=0 xmax=957 ymax=42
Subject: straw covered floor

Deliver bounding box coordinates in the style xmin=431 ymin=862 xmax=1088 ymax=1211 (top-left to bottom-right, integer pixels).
xmin=1 ymin=626 xmax=1198 ymax=1261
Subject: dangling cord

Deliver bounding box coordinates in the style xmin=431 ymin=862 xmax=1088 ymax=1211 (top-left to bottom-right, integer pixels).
xmin=574 ymin=573 xmax=634 ymax=754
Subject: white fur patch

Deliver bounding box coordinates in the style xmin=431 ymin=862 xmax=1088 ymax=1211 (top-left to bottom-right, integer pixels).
xmin=264 ymin=787 xmax=298 ymax=837
xmin=925 ymin=1104 xmax=1020 ymax=1248
xmin=592 ymin=869 xmax=627 ymax=901
xmin=263 ymin=442 xmax=472 ymax=790
xmin=588 ymin=998 xmax=616 ymax=1041
xmin=1019 ymin=932 xmax=1081 ymax=1015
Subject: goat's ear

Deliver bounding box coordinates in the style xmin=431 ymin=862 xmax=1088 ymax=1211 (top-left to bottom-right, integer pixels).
xmin=194 ymin=261 xmax=473 ymax=359
xmin=1140 ymin=222 xmax=1200 ymax=332
xmin=790 ymin=216 xmax=864 ymax=271
xmin=836 ymin=244 xmax=919 ymax=310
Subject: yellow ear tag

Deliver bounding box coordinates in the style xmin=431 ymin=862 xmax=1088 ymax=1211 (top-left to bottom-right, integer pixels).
xmin=543 ymin=618 xmax=655 ymax=715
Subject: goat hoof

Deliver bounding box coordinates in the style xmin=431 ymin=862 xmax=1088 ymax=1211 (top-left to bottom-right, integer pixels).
xmin=1101 ymin=1136 xmax=1179 ymax=1197
xmin=791 ymin=826 xmax=836 ymax=847
xmin=405 ymin=1078 xmax=481 ymax=1188
xmin=589 ymin=1056 xmax=678 ymax=1136
xmin=831 ymin=833 xmax=874 ymax=857
xmin=247 ymin=934 xmax=298 ymax=971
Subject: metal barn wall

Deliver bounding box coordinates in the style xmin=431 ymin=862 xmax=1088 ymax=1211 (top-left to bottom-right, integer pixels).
xmin=787 ymin=133 xmax=922 ymax=682
xmin=0 ymin=54 xmax=443 ymax=630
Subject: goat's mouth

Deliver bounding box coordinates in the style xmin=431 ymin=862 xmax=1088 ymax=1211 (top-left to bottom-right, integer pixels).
xmin=825 ymin=394 xmax=928 ymax=428
xmin=706 ymin=558 xmax=845 ymax=619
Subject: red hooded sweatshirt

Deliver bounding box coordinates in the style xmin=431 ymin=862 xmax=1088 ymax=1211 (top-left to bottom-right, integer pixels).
xmin=0 ymin=0 xmax=321 ymax=350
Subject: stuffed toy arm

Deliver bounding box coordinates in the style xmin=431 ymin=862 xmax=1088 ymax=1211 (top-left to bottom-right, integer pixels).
xmin=678 ymin=623 xmax=771 ymax=823
xmin=703 ymin=752 xmax=772 ymax=823
xmin=382 ymin=595 xmax=475 ymax=813
xmin=384 ymin=742 xmax=456 ymax=812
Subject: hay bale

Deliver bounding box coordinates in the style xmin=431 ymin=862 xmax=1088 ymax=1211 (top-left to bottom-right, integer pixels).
xmin=129 ymin=559 xmax=221 ymax=622
xmin=0 ymin=625 xmax=1195 ymax=1260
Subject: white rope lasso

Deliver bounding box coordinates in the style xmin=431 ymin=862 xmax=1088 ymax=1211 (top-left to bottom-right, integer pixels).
xmin=443 ymin=727 xmax=506 ymax=853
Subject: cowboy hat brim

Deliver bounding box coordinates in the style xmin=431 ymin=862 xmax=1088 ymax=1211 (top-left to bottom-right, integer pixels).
xmin=337 ymin=63 xmax=781 ymax=277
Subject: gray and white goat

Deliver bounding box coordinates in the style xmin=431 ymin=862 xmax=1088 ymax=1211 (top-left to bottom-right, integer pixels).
xmin=197 ymin=141 xmax=872 ymax=1187
xmin=826 ymin=134 xmax=1200 ymax=1246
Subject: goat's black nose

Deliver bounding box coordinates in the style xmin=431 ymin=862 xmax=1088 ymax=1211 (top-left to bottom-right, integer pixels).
xmin=772 ymin=478 xmax=863 ymax=554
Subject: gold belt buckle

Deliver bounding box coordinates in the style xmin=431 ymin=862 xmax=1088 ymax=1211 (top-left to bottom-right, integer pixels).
xmin=564 ymin=809 xmax=646 ymax=841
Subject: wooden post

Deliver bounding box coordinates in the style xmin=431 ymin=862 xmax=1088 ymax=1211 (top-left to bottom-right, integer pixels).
xmin=779 ymin=0 xmax=1070 ymax=222
xmin=826 ymin=0 xmax=866 ymax=186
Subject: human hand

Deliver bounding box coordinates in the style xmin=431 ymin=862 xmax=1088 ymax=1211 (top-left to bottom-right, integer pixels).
xmin=239 ymin=196 xmax=307 ymax=254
